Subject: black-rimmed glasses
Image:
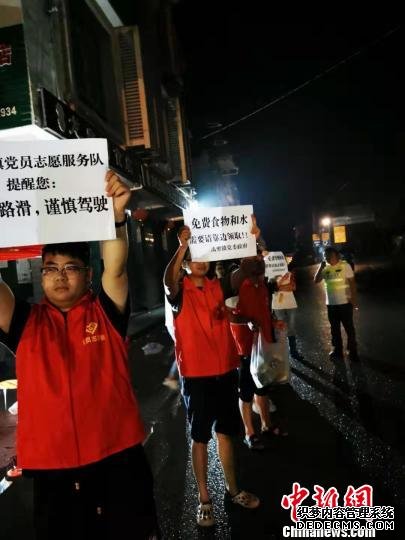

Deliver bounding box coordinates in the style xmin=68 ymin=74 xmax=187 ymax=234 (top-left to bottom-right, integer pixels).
xmin=40 ymin=264 xmax=88 ymax=277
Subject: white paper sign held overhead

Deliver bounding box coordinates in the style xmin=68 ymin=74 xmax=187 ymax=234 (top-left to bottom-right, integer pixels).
xmin=183 ymin=205 xmax=256 ymax=262
xmin=0 ymin=139 xmax=114 ymax=247
xmin=264 ymin=251 xmax=288 ymax=280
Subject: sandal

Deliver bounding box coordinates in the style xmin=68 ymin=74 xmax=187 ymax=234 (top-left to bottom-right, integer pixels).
xmin=228 ymin=490 xmax=260 ymax=509
xmin=262 ymin=425 xmax=288 ymax=437
xmin=196 ymin=500 xmax=215 ymax=527
xmin=6 ymin=466 xmax=22 ymax=480
xmin=243 ymin=435 xmax=265 ymax=451
xmin=5 ymin=456 xmax=22 ymax=481
xmin=261 ymin=425 xmax=280 ymax=437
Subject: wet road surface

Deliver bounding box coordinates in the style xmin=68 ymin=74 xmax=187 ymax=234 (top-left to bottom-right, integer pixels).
xmin=1 ymin=263 xmax=404 ymax=538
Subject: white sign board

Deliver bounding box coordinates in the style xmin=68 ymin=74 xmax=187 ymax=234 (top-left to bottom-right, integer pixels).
xmin=183 ymin=205 xmax=256 ymax=262
xmin=264 ymin=251 xmax=288 ymax=279
xmin=0 ymin=139 xmax=114 ymax=247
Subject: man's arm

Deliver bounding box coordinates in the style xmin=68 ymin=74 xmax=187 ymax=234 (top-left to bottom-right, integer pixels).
xmin=101 ymin=171 xmax=131 ymax=314
xmin=0 ymin=274 xmax=15 ymax=334
xmin=164 ymin=226 xmax=190 ymax=300
xmin=314 ymin=260 xmax=326 ymax=283
xmin=277 ymin=272 xmax=295 ymax=292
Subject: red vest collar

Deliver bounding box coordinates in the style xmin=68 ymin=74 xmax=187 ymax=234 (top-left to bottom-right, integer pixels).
xmin=40 ymin=290 xmax=94 ymax=312
xmin=183 ymin=276 xmax=216 ymax=291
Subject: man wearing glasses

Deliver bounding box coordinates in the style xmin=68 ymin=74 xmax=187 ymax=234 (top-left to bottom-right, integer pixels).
xmin=0 ymin=171 xmax=159 ymax=539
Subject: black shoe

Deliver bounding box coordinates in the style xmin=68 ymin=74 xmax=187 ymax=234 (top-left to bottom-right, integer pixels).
xmin=243 ymin=435 xmax=265 ymax=450
xmin=329 ymin=349 xmax=343 ymax=360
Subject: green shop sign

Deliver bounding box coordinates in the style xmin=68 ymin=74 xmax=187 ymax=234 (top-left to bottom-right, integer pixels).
xmin=0 ymin=24 xmax=32 ymax=130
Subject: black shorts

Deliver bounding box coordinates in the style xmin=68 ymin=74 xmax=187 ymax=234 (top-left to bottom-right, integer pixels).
xmin=181 ymin=369 xmax=240 ymax=443
xmin=31 ymin=445 xmax=159 ymax=540
xmin=238 ymin=355 xmax=269 ymax=402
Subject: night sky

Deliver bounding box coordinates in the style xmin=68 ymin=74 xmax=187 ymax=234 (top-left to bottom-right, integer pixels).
xmin=173 ymin=6 xmax=403 ymax=250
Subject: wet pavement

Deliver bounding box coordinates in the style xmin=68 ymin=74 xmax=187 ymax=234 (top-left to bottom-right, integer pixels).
xmin=0 ymin=263 xmax=404 ymax=538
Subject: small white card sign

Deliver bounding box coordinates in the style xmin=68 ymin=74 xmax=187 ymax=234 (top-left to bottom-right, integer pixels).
xmin=264 ymin=251 xmax=288 ymax=279
xmin=183 ymin=205 xmax=256 ymax=262
xmin=0 ymin=138 xmax=114 ymax=247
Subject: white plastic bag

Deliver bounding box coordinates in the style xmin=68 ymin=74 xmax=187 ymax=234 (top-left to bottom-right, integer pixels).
xmin=8 ymin=401 xmax=18 ymax=415
xmin=0 ymin=477 xmax=12 ymax=495
xmin=165 ymin=296 xmax=175 ymax=342
xmin=142 ymin=342 xmax=164 ymax=355
xmin=250 ymin=330 xmax=289 ymax=388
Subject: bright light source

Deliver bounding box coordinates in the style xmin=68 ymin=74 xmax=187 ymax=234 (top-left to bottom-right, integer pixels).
xmin=321 ymin=217 xmax=331 ymax=227
xmin=0 ymin=125 xmax=59 ymax=141
xmin=188 ymin=199 xmax=200 ymax=210
xmin=196 ymin=195 xmax=217 ymax=208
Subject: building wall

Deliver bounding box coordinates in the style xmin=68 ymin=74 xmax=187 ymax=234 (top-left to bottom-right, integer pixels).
xmin=0 ymin=4 xmax=23 ymax=28
xmin=21 ymin=1 xmax=68 ymax=126
xmin=3 ymin=0 xmax=192 ymax=310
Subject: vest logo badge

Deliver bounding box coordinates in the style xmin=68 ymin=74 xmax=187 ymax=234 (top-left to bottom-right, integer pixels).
xmin=83 ymin=322 xmax=105 ymax=345
xmin=86 ymin=322 xmax=98 ymax=335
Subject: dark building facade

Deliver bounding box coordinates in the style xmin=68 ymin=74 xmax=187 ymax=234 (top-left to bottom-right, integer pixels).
xmin=0 ymin=0 xmax=193 ymax=310
xmin=192 ymin=126 xmax=241 ymax=208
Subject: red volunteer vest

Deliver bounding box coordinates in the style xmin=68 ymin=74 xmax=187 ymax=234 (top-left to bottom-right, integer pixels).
xmin=174 ymin=277 xmax=239 ymax=377
xmin=16 ymin=292 xmax=145 ymax=470
xmin=230 ymin=278 xmax=273 ymax=355
xmin=230 ymin=323 xmax=253 ymax=357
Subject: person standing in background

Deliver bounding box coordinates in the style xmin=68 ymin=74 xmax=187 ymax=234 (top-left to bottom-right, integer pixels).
xmin=314 ymin=247 xmax=359 ymax=361
xmin=271 ymin=254 xmax=304 ymax=361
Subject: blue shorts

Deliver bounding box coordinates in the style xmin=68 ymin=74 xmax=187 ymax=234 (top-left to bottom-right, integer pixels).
xmin=181 ymin=369 xmax=240 ymax=443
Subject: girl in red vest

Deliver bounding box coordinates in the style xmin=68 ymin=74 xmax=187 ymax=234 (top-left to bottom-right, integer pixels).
xmin=164 ymin=225 xmax=260 ymax=528
xmin=228 ymin=253 xmax=276 ymax=451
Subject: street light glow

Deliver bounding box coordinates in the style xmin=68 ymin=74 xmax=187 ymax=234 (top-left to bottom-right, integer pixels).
xmin=321 ymin=217 xmax=331 ymax=227
xmin=189 ymin=199 xmax=200 ymax=210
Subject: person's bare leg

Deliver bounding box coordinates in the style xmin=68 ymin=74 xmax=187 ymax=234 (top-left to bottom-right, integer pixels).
xmin=239 ymin=399 xmax=255 ymax=438
xmin=255 ymin=394 xmax=271 ymax=431
xmin=216 ymin=433 xmax=238 ymax=496
xmin=191 ymin=441 xmax=210 ymax=502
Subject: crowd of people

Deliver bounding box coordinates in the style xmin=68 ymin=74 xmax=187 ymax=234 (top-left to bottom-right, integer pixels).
xmin=0 ymin=171 xmax=359 ymax=538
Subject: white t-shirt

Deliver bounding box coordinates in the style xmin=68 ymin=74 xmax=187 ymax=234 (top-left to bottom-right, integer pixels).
xmin=271 ymin=272 xmax=297 ymax=310
xmin=272 ymin=291 xmax=297 ymax=310
xmin=165 ymin=295 xmax=175 ymax=341
xmin=321 ymin=260 xmax=354 ymax=305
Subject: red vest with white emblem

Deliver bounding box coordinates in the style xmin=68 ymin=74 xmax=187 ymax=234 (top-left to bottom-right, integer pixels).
xmin=16 ymin=292 xmax=145 ymax=469
xmin=174 ymin=277 xmax=239 ymax=377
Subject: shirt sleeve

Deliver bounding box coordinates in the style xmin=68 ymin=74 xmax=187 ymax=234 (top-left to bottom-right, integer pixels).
xmin=166 ymin=288 xmax=183 ymax=317
xmin=98 ymin=286 xmax=130 ymax=339
xmin=0 ymin=299 xmax=32 ymax=354
xmin=344 ymin=262 xmax=354 ymax=279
